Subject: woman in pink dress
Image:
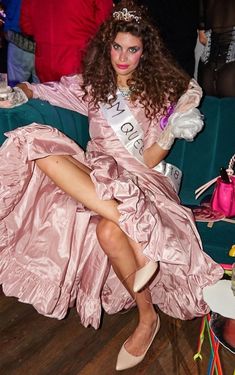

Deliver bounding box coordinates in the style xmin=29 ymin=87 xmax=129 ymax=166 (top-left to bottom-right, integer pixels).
xmin=0 ymin=0 xmax=223 ymax=371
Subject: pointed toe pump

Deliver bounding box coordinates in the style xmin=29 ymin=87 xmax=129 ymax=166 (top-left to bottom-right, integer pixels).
xmin=133 ymin=261 xmax=158 ymax=293
xmin=116 ymin=317 xmax=160 ymax=371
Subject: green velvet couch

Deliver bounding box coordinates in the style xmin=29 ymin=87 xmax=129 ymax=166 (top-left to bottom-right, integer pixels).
xmin=0 ymin=96 xmax=234 ymax=265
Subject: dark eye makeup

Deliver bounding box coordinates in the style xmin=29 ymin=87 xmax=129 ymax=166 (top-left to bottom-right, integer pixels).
xmin=112 ymin=43 xmax=141 ymax=53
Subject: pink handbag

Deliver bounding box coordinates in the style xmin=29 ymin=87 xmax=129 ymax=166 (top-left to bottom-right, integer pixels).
xmin=195 ymin=154 xmax=235 ymax=218
xmin=211 ymin=175 xmax=235 ymax=217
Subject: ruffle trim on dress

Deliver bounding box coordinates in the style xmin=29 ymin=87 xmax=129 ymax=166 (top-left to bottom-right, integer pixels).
xmin=0 ymin=249 xmax=71 ymax=319
xmin=76 ymin=288 xmax=102 ymax=329
xmin=0 ymin=135 xmax=33 ymax=220
xmin=76 ymin=274 xmax=136 ymax=329
xmin=0 ymin=221 xmax=10 ymax=251
xmin=150 ymin=260 xmax=223 ymax=320
xmin=101 ymin=282 xmax=135 ymax=315
xmin=151 ymin=279 xmax=210 ymax=320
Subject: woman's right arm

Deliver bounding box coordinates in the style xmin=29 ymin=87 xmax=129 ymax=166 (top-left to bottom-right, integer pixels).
xmin=17 ymin=75 xmax=89 ymax=116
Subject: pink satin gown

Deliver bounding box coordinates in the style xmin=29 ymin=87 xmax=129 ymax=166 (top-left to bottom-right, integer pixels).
xmin=0 ymin=75 xmax=223 ymax=329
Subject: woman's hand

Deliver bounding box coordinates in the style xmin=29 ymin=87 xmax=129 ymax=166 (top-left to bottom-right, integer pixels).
xmin=0 ymin=86 xmax=29 ymax=108
xmin=155 ymin=80 xmax=204 ymax=150
xmin=174 ymin=79 xmax=203 ymax=113
xmin=17 ymin=83 xmax=33 ymax=99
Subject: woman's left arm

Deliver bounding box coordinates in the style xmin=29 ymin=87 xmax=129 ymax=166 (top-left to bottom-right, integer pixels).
xmin=143 ymin=142 xmax=169 ymax=169
xmin=144 ymin=79 xmax=204 ymax=168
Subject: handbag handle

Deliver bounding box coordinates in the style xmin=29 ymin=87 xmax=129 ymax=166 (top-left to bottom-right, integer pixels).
xmin=195 ymin=154 xmax=235 ymax=200
xmin=228 ymin=154 xmax=235 ymax=175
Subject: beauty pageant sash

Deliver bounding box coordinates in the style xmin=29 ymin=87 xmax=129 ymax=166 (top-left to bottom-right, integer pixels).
xmin=101 ymin=92 xmax=182 ymax=193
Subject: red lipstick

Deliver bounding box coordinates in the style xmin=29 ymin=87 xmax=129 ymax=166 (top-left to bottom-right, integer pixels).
xmin=116 ymin=64 xmax=129 ymax=69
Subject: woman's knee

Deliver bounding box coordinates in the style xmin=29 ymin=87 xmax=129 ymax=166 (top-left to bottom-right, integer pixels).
xmin=96 ymin=218 xmax=124 ymax=256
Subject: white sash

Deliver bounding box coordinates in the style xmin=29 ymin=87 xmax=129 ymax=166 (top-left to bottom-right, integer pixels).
xmin=101 ymin=92 xmax=182 ymax=193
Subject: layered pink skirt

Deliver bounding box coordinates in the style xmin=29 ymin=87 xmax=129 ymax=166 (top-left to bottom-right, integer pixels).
xmin=0 ymin=125 xmax=223 ymax=328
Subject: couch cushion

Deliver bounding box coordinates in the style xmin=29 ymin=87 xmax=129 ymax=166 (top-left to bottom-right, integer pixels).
xmin=0 ymin=99 xmax=90 ymax=149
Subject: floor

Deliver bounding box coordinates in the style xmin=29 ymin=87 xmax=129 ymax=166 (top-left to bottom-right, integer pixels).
xmin=0 ymin=287 xmax=234 ymax=375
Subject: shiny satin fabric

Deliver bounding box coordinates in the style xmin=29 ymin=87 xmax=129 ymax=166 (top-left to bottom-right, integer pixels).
xmin=0 ymin=75 xmax=223 ymax=328
xmin=0 ymin=124 xmax=223 ymax=328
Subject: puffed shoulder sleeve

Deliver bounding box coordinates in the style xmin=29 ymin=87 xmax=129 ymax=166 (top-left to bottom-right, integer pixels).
xmin=26 ymin=75 xmax=89 ymax=116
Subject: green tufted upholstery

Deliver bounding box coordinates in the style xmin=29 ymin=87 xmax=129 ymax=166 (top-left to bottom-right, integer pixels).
xmin=0 ymin=99 xmax=90 ymax=148
xmin=0 ymin=96 xmax=234 ymax=265
xmin=166 ymin=96 xmax=235 ymax=265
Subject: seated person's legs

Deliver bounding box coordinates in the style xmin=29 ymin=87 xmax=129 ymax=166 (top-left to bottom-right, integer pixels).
xmin=36 ymin=155 xmax=120 ymax=223
xmin=217 ymin=61 xmax=235 ymax=97
xmin=36 ymin=155 xmax=159 ymax=367
xmin=198 ymin=61 xmax=217 ymax=96
xmin=96 ymin=218 xmax=158 ymax=368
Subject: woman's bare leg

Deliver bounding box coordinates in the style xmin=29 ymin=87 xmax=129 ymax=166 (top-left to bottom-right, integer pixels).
xmin=36 ymin=155 xmax=156 ymax=289
xmin=37 ymin=155 xmax=158 ymax=358
xmin=36 ymin=155 xmax=157 ymax=355
xmin=97 ymin=219 xmax=158 ymax=357
xmin=36 ymin=155 xmax=120 ymax=223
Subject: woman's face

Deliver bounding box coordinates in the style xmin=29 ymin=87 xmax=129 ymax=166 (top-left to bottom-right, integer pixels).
xmin=111 ymin=32 xmax=143 ymax=83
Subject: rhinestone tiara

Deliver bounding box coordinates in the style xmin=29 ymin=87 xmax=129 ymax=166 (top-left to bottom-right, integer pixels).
xmin=113 ymin=8 xmax=141 ymax=23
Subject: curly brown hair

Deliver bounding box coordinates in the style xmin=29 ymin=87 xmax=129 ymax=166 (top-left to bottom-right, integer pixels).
xmin=81 ymin=0 xmax=190 ymax=120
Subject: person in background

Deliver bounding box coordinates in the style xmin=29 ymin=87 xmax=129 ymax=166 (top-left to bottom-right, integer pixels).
xmin=197 ymin=0 xmax=235 ymax=97
xmin=122 ymin=0 xmax=199 ymax=77
xmin=2 ymin=0 xmax=39 ymax=86
xmin=210 ymin=314 xmax=235 ymax=353
xmin=0 ymin=2 xmax=7 ymax=73
xmin=0 ymin=0 xmax=223 ymax=371
xmin=20 ymin=0 xmax=113 ymax=82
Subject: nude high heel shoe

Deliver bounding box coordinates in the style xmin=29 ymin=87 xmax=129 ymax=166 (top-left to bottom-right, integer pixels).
xmin=115 ymin=317 xmax=160 ymax=371
xmin=133 ymin=261 xmax=158 ymax=293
